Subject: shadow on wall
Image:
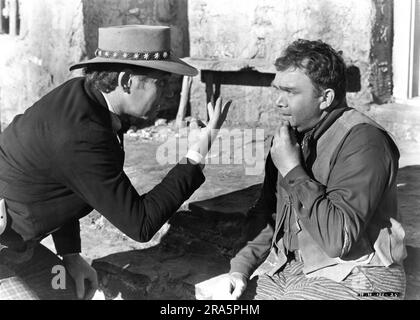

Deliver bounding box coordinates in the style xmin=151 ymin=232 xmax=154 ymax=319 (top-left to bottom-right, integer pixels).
xmin=80 ymin=0 xmax=190 ymax=120
xmin=346 ymin=65 xmax=361 ymax=93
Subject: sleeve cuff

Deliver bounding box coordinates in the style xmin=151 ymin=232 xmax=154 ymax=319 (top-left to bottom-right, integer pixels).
xmin=230 ymin=261 xmax=254 ymax=279
xmin=186 ymin=149 xmax=203 ymax=164
xmin=284 ymin=165 xmax=310 ymax=186
xmin=51 ymin=220 xmax=82 ymax=256
xmin=54 ymin=238 xmax=81 ymax=256
xmin=174 ymin=157 xmax=206 ymax=187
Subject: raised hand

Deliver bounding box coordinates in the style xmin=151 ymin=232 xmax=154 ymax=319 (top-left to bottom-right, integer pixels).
xmin=187 ymin=97 xmax=232 ymax=161
xmin=206 ymin=97 xmax=232 ymax=131
xmin=270 ymin=120 xmax=301 ymax=176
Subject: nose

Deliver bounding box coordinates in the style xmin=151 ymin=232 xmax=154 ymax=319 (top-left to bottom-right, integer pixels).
xmin=275 ymin=91 xmax=287 ymax=109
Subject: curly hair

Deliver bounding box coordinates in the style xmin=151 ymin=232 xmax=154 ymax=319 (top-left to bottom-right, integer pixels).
xmin=275 ymin=39 xmax=347 ymax=103
xmin=84 ymin=64 xmax=153 ymax=93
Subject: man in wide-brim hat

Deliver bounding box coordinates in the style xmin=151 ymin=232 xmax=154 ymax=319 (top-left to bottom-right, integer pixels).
xmin=0 ymin=25 xmax=231 ymax=299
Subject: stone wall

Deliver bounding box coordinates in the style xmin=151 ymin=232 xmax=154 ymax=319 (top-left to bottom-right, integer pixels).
xmin=0 ymin=0 xmax=85 ymax=128
xmin=0 ymin=0 xmax=190 ymax=128
xmin=188 ymin=0 xmax=378 ymax=125
xmin=0 ymin=0 xmax=407 ymax=128
xmin=82 ymin=0 xmax=189 ymax=119
xmin=82 ymin=0 xmax=189 ymax=59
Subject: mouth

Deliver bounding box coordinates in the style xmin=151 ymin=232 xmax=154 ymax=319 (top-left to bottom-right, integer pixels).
xmin=280 ymin=114 xmax=292 ymax=121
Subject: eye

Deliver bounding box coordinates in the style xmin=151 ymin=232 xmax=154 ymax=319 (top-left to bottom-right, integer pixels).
xmin=156 ymin=78 xmax=168 ymax=88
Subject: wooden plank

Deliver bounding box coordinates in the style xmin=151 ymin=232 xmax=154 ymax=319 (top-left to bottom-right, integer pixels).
xmin=175 ymin=76 xmax=192 ymax=128
xmin=183 ymin=57 xmax=276 ymax=74
xmin=203 ymin=70 xmax=275 ymax=87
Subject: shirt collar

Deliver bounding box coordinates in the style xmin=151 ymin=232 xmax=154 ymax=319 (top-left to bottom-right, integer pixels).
xmin=299 ymin=99 xmax=350 ymax=143
xmin=100 ymin=91 xmax=122 ymax=133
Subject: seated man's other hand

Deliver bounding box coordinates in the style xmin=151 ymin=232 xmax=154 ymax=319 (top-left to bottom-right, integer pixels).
xmin=210 ymin=272 xmax=248 ymax=300
xmin=63 ymin=253 xmax=98 ymax=300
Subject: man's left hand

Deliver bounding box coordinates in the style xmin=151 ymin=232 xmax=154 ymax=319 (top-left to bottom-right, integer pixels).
xmin=270 ymin=121 xmax=302 ymax=176
xmin=63 ymin=253 xmax=98 ymax=300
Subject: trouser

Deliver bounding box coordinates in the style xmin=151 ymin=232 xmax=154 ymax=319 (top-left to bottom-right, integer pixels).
xmin=0 ymin=243 xmax=77 ymax=300
xmin=241 ymin=259 xmax=406 ymax=300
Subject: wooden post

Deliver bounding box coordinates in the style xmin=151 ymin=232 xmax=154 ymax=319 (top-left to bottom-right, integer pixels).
xmin=0 ymin=0 xmax=4 ymax=34
xmin=9 ymin=0 xmax=16 ymax=36
xmin=214 ymin=77 xmax=221 ymax=102
xmin=175 ymin=76 xmax=192 ymax=128
xmin=204 ymin=73 xmax=215 ymax=122
xmin=0 ymin=86 xmax=2 ymax=133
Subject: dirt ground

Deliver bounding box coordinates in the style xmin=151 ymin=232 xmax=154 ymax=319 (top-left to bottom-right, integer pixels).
xmin=41 ymin=120 xmax=420 ymax=299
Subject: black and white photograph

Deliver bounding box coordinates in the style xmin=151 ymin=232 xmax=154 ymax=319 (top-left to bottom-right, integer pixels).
xmin=0 ymin=0 xmax=419 ymax=308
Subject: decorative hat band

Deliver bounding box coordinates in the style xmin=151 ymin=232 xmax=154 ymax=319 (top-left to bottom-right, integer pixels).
xmin=95 ymin=48 xmax=171 ymax=61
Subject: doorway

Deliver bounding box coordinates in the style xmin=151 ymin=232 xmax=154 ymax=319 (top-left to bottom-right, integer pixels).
xmin=393 ymin=0 xmax=420 ymax=105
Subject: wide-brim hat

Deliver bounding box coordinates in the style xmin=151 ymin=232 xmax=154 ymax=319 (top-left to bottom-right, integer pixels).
xmin=69 ymin=25 xmax=198 ymax=77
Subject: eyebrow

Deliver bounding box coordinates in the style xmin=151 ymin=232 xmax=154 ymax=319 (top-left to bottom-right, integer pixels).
xmin=271 ymin=82 xmax=295 ymax=91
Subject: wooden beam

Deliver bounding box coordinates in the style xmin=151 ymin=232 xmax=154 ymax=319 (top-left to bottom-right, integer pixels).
xmin=202 ymin=70 xmax=275 ymax=87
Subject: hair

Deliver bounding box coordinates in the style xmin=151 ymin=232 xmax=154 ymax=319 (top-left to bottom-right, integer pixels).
xmin=84 ymin=64 xmax=157 ymax=93
xmin=274 ymin=39 xmax=347 ymax=103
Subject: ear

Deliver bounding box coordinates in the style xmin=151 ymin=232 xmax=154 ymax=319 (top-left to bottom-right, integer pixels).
xmin=118 ymin=72 xmax=132 ymax=94
xmin=319 ymin=88 xmax=335 ymax=111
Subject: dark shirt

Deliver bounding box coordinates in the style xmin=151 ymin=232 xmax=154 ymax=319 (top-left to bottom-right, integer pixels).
xmin=0 ymin=77 xmax=205 ymax=255
xmin=230 ymin=105 xmax=400 ymax=277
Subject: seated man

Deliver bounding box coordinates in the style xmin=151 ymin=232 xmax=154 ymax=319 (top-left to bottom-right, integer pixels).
xmin=0 ymin=25 xmax=231 ymax=300
xmin=207 ymin=39 xmax=406 ymax=300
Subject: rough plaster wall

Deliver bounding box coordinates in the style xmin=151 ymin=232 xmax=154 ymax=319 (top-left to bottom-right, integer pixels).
xmin=0 ymin=0 xmax=85 ymax=127
xmin=82 ymin=0 xmax=189 ymax=119
xmin=0 ymin=0 xmax=190 ymax=126
xmin=188 ymin=0 xmax=376 ymax=125
xmin=83 ymin=0 xmax=189 ymax=58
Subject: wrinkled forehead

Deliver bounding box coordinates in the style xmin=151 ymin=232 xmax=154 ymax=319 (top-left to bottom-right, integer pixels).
xmin=272 ymin=67 xmax=312 ymax=87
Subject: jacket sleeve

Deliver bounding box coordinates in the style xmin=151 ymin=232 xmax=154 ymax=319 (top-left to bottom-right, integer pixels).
xmin=53 ymin=124 xmax=205 ymax=243
xmin=230 ymin=153 xmax=278 ymax=278
xmin=51 ymin=218 xmax=81 ymax=255
xmin=284 ymin=124 xmax=398 ymax=258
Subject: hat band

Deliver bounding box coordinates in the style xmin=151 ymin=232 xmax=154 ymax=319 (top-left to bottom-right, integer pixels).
xmin=95 ymin=48 xmax=171 ymax=61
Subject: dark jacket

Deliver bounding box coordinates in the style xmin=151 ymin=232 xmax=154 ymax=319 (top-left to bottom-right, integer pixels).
xmin=0 ymin=77 xmax=205 ymax=255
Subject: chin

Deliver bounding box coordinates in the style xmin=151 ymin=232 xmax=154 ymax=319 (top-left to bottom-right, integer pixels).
xmin=130 ymin=111 xmax=147 ymax=119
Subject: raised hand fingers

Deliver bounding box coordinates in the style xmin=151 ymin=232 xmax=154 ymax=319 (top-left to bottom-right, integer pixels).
xmin=221 ymin=100 xmax=232 ymax=120
xmin=211 ymin=97 xmax=222 ymax=122
xmin=273 ymin=122 xmax=291 ymax=144
xmin=207 ymin=102 xmax=214 ymax=120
